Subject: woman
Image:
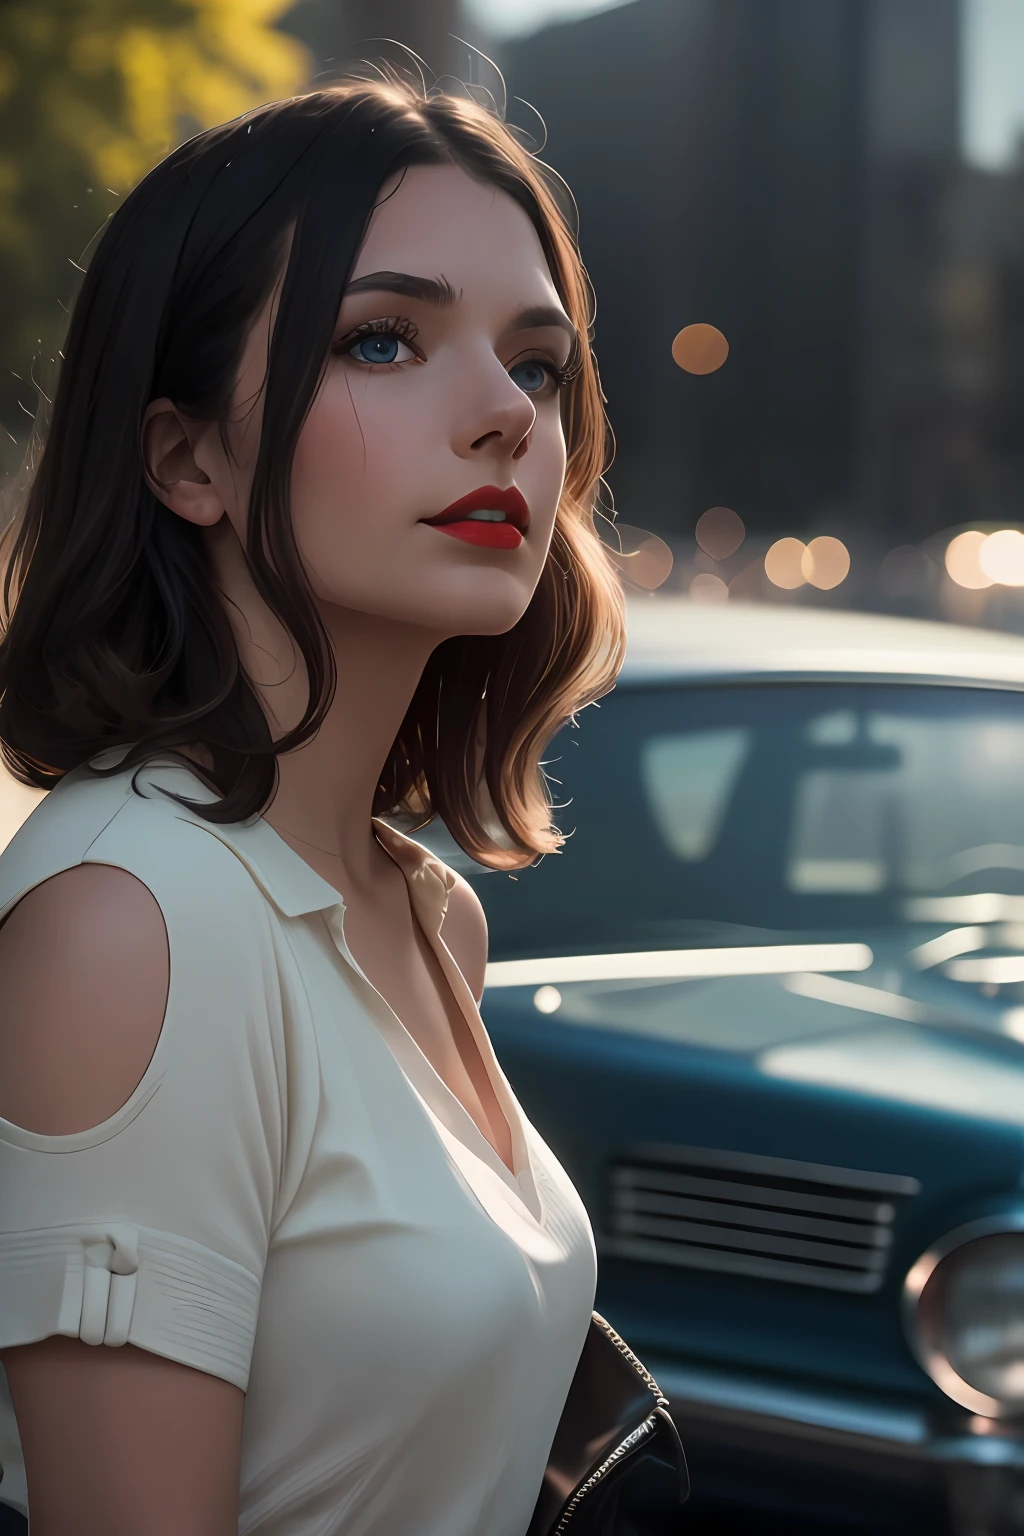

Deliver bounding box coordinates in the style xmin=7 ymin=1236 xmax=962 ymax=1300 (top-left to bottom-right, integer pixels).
xmin=0 ymin=75 xmax=624 ymax=1535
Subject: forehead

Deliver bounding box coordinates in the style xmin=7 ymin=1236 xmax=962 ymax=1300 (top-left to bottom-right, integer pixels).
xmin=350 ymin=162 xmax=561 ymax=306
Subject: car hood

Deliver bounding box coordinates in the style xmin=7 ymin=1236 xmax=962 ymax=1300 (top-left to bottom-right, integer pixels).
xmin=525 ymin=941 xmax=1024 ymax=1127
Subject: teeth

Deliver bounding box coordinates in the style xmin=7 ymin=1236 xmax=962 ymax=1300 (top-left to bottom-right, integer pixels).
xmin=464 ymin=509 xmax=507 ymax=522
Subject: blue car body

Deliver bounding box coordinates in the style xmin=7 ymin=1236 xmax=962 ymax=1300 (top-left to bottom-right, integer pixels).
xmin=429 ymin=600 xmax=1024 ymax=1535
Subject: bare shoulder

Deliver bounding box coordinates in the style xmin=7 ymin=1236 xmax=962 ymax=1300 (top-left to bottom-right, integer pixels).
xmin=0 ymin=863 xmax=241 ymax=1531
xmin=0 ymin=863 xmax=169 ymax=1135
xmin=440 ymin=871 xmax=488 ymax=1004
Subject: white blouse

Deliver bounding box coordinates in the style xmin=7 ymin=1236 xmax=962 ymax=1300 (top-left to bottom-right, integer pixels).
xmin=0 ymin=760 xmax=597 ymax=1534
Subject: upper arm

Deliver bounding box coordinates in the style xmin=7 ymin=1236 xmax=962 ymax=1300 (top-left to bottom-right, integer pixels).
xmin=441 ymin=873 xmax=489 ymax=1004
xmin=0 ymin=859 xmax=262 ymax=1533
xmin=2 ymin=1335 xmax=243 ymax=1536
xmin=0 ymin=862 xmax=169 ymax=1134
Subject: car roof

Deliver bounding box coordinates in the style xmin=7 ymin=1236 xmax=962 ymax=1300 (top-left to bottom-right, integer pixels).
xmin=621 ymin=598 xmax=1024 ymax=689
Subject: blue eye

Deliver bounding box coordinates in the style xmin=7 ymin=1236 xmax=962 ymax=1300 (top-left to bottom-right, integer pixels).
xmin=348 ymin=333 xmax=414 ymax=365
xmin=509 ymin=359 xmax=553 ymax=395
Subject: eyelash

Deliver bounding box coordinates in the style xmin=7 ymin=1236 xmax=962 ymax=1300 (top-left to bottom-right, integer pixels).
xmin=332 ymin=315 xmax=423 ymax=361
xmin=333 ymin=314 xmax=575 ymax=392
xmin=512 ymin=353 xmax=574 ymax=393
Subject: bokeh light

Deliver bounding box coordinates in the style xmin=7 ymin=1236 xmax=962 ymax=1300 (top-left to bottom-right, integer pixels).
xmin=728 ymin=561 xmax=766 ymax=599
xmin=695 ymin=506 xmax=745 ymax=560
xmin=689 ymin=572 xmax=729 ymax=604
xmin=533 ymin=985 xmax=562 ymax=1014
xmin=802 ymin=536 xmax=850 ymax=590
xmin=672 ymin=323 xmax=730 ymax=375
xmin=945 ymin=529 xmax=993 ymax=589
xmin=880 ymin=545 xmax=932 ymax=597
xmin=980 ymin=528 xmax=1024 ymax=586
xmin=764 ymin=537 xmax=807 ymax=589
xmin=603 ymin=523 xmax=674 ymax=590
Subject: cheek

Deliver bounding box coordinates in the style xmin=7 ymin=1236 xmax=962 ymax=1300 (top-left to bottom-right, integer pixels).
xmin=287 ymin=386 xmax=378 ymax=593
xmin=292 ymin=375 xmax=377 ymax=503
xmin=523 ymin=406 xmax=568 ymax=529
xmin=290 ymin=371 xmax=435 ymax=520
xmin=287 ymin=374 xmax=442 ymax=603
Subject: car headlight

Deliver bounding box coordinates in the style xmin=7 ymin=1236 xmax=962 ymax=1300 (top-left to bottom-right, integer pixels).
xmin=904 ymin=1215 xmax=1024 ymax=1418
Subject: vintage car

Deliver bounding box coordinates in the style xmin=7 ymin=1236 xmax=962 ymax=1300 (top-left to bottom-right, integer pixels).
xmin=419 ymin=598 xmax=1024 ymax=1536
xmin=4 ymin=599 xmax=1024 ymax=1535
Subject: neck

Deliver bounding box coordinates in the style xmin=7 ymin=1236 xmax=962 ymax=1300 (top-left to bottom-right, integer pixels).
xmin=269 ymin=605 xmax=440 ymax=878
xmin=203 ymin=519 xmax=443 ymax=885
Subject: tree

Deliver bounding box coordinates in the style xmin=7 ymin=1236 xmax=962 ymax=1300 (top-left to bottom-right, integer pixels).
xmin=0 ymin=0 xmax=310 ymax=460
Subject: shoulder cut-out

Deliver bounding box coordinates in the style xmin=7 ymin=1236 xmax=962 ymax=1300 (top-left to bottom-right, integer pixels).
xmin=0 ymin=863 xmax=170 ymax=1135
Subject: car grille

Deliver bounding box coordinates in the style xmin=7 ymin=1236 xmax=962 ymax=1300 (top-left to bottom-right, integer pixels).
xmin=604 ymin=1144 xmax=920 ymax=1293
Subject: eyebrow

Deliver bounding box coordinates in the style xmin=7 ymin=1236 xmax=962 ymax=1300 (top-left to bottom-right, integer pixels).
xmin=344 ymin=271 xmax=459 ymax=306
xmin=505 ymin=304 xmax=578 ymax=345
xmin=343 ymin=271 xmax=578 ymax=345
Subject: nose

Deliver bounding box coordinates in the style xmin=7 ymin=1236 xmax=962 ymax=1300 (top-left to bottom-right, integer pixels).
xmin=452 ymin=358 xmax=537 ymax=464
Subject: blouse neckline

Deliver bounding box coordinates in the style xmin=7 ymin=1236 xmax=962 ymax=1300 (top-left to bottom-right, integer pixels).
xmin=327 ymin=820 xmax=542 ymax=1219
xmin=127 ymin=760 xmax=542 ymax=1221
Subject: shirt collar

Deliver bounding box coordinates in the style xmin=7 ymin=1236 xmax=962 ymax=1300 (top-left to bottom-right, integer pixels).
xmin=373 ymin=818 xmax=455 ymax=936
xmin=132 ymin=760 xmax=454 ymax=926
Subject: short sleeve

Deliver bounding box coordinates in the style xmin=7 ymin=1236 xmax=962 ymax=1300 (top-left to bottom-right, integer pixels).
xmin=0 ymin=796 xmax=290 ymax=1393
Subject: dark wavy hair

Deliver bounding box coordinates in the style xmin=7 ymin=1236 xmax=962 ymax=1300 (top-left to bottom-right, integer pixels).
xmin=0 ymin=76 xmax=624 ymax=869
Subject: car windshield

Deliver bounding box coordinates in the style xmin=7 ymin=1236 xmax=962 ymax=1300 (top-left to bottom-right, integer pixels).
xmin=436 ymin=683 xmax=1024 ymax=960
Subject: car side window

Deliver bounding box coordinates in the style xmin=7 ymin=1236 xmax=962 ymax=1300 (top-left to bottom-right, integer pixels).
xmin=786 ymin=707 xmax=1024 ymax=899
xmin=640 ymin=728 xmax=751 ymax=862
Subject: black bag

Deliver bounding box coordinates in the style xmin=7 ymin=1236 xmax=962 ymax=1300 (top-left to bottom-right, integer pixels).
xmin=528 ymin=1311 xmax=690 ymax=1535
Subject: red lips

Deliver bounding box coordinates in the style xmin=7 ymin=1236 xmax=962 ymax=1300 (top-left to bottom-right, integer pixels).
xmin=424 ymin=485 xmax=530 ymax=531
xmin=421 ymin=485 xmax=529 ymax=549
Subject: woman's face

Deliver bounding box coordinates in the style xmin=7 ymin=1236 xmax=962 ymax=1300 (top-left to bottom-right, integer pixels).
xmin=221 ymin=162 xmax=576 ymax=639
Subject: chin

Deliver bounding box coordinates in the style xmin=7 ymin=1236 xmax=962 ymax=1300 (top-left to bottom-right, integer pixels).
xmin=420 ymin=601 xmax=528 ymax=639
xmin=402 ymin=568 xmax=540 ymax=639
xmin=447 ymin=588 xmax=537 ymax=638
xmin=457 ymin=608 xmax=530 ymax=638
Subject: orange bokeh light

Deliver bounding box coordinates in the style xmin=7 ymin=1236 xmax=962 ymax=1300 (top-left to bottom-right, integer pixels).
xmin=603 ymin=523 xmax=674 ymax=591
xmin=764 ymin=537 xmax=807 ymax=590
xmin=979 ymin=529 xmax=1024 ymax=587
xmin=802 ymin=536 xmax=850 ymax=590
xmin=672 ymin=323 xmax=730 ymax=375
xmin=944 ymin=530 xmax=993 ymax=589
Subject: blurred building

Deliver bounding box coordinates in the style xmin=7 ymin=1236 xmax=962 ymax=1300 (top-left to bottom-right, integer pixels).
xmin=504 ymin=0 xmax=865 ymax=546
xmin=281 ymin=0 xmax=483 ymax=84
xmin=260 ymin=1 xmax=1024 ymax=621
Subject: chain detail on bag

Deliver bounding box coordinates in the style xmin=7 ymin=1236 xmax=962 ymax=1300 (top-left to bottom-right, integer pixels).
xmin=590 ymin=1312 xmax=669 ymax=1408
xmin=552 ymin=1413 xmax=660 ymax=1533
xmin=551 ymin=1313 xmax=672 ymax=1532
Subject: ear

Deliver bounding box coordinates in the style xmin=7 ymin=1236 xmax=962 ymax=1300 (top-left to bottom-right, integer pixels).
xmin=141 ymin=400 xmax=224 ymax=527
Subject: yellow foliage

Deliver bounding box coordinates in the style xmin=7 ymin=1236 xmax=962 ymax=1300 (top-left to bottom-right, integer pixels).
xmin=0 ymin=0 xmax=313 ymax=444
xmin=83 ymin=1 xmax=309 ymax=189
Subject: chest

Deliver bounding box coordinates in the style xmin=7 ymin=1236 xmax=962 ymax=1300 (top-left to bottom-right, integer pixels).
xmin=338 ymin=885 xmax=515 ymax=1172
xmin=265 ymin=929 xmax=598 ymax=1373
xmin=345 ymin=897 xmax=457 ymax=1059
xmin=244 ymin=1011 xmax=598 ymax=1528
xmin=239 ymin=916 xmax=599 ymax=1527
